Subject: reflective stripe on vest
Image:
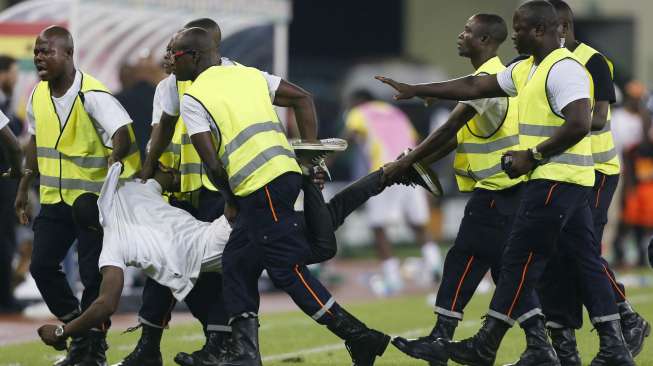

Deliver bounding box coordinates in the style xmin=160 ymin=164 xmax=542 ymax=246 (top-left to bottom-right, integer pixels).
xmin=185 ymin=66 xmax=301 ymax=196
xmin=512 ymin=49 xmax=595 ymax=187
xmin=453 ymin=56 xmax=523 ymax=192
xmin=573 ymin=42 xmax=620 ymax=175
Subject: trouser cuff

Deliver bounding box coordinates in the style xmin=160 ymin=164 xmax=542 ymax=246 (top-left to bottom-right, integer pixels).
xmin=139 ymin=316 xmax=167 ymax=329
xmin=59 ymin=308 xmax=81 ymax=323
xmin=487 ymin=310 xmax=515 ymax=326
xmin=228 ymin=312 xmax=258 ymax=325
xmin=311 ymin=297 xmax=336 ymax=321
xmin=591 ymin=313 xmax=621 ymax=324
xmin=516 ymin=308 xmax=542 ymax=325
xmin=434 ymin=306 xmax=463 ymax=320
xmin=545 ymin=321 xmax=566 ymax=329
xmin=207 ymin=324 xmax=232 ymax=332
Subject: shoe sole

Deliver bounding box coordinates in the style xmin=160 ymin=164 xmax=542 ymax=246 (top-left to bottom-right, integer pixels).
xmin=391 ymin=338 xmax=447 ymax=364
xmin=413 ymin=162 xmax=443 ymax=197
xmin=290 ymin=138 xmax=348 ymax=151
xmin=630 ymin=320 xmax=651 ymax=357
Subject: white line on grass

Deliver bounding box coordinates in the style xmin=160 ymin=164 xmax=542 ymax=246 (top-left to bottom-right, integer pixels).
xmin=262 ymin=319 xmax=481 ymax=362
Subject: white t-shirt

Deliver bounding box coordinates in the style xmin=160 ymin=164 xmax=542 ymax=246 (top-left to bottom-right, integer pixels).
xmin=98 ymin=163 xmax=231 ymax=301
xmin=151 ymin=78 xmax=166 ymax=125
xmin=26 ymin=71 xmax=132 ymax=147
xmin=152 ymin=57 xmax=281 ymax=126
xmin=0 ymin=109 xmax=9 ymax=130
xmin=460 ymin=72 xmax=509 ymax=135
xmin=497 ymin=58 xmax=591 ymax=115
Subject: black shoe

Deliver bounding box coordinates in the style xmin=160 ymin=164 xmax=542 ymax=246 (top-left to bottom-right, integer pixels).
xmin=113 ymin=324 xmax=163 ymax=366
xmin=218 ymin=318 xmax=262 ymax=366
xmin=391 ymin=315 xmax=458 ymax=366
xmin=503 ymin=317 xmax=560 ymax=366
xmin=174 ymin=331 xmax=226 ymax=366
xmin=53 ymin=335 xmax=88 ymax=366
xmin=77 ymin=330 xmax=108 ymax=366
xmin=445 ymin=315 xmax=510 ymax=366
xmin=618 ymin=303 xmax=651 ymax=357
xmin=590 ymin=320 xmax=635 ymax=366
xmin=547 ymin=327 xmax=581 ymax=366
xmin=326 ymin=307 xmax=390 ymax=366
xmin=394 ymin=149 xmax=443 ymax=196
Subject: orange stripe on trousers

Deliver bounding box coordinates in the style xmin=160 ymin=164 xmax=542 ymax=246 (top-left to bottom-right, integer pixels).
xmin=451 ymin=256 xmax=475 ymax=311
xmin=507 ymin=252 xmax=534 ymax=318
xmin=545 ymin=183 xmax=559 ymax=206
xmin=294 ymin=265 xmax=333 ymax=317
xmin=602 ymin=264 xmax=627 ymax=301
xmin=595 ymin=174 xmax=607 ymax=208
xmin=265 ymin=185 xmax=279 ymax=222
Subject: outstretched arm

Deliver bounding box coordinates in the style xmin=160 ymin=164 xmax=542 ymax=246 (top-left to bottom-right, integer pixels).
xmin=38 ymin=266 xmax=124 ymax=348
xmin=273 ymin=80 xmax=318 ymax=141
xmin=382 ymin=103 xmax=477 ymax=184
xmin=376 ymin=74 xmax=507 ymax=101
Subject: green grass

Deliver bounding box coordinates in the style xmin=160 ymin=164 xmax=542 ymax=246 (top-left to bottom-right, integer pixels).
xmin=2 ymin=287 xmax=652 ymax=365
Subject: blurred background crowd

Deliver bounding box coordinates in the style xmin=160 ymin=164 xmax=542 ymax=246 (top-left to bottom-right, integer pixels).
xmin=1 ymin=0 xmax=653 ymax=316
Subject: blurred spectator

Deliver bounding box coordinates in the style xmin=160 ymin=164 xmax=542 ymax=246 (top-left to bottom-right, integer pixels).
xmin=612 ymin=81 xmax=652 ymax=267
xmin=343 ymin=89 xmax=441 ymax=295
xmin=0 ymin=54 xmax=24 ymax=313
xmin=115 ymin=55 xmax=166 ymax=157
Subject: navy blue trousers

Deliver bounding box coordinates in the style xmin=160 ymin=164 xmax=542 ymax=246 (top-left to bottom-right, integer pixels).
xmin=489 ymin=180 xmax=619 ymax=325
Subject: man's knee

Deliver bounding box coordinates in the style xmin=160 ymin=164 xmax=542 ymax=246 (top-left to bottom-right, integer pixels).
xmin=72 ymin=193 xmax=100 ymax=229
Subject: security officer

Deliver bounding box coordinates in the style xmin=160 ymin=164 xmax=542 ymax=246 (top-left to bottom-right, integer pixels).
xmin=173 ymin=27 xmax=390 ymax=366
xmin=384 ymin=13 xmax=554 ymax=366
xmin=14 ymin=26 xmax=141 ymax=366
xmin=120 ymin=18 xmax=327 ymax=366
xmin=539 ymin=1 xmax=650 ymax=364
xmin=377 ymin=1 xmax=634 ymax=365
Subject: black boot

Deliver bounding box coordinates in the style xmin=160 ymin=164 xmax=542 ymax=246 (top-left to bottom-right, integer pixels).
xmin=391 ymin=314 xmax=458 ymax=366
xmin=618 ymin=302 xmax=651 ymax=357
xmin=53 ymin=334 xmax=88 ymax=366
xmin=503 ymin=317 xmax=560 ymax=366
xmin=114 ymin=324 xmax=163 ymax=366
xmin=325 ymin=307 xmax=390 ymax=366
xmin=218 ymin=318 xmax=262 ymax=366
xmin=590 ymin=320 xmax=635 ymax=366
xmin=77 ymin=330 xmax=108 ymax=366
xmin=547 ymin=327 xmax=581 ymax=366
xmin=174 ymin=331 xmax=226 ymax=366
xmin=445 ymin=315 xmax=510 ymax=366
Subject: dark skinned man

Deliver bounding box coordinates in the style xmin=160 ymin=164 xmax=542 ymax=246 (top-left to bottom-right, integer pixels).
xmin=387 ymin=13 xmax=556 ymax=366
xmin=117 ymin=18 xmax=326 ymax=366
xmin=15 ymin=26 xmax=141 ymax=366
xmin=536 ymin=1 xmax=650 ymax=364
xmin=172 ymin=27 xmax=391 ymax=366
xmin=377 ymin=2 xmax=633 ymax=365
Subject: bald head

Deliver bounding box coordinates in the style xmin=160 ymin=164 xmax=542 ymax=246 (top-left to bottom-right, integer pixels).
xmin=174 ymin=27 xmax=214 ymax=54
xmin=184 ymin=18 xmax=221 ymax=47
xmin=171 ymin=27 xmax=217 ymax=81
xmin=39 ymin=25 xmax=74 ymax=54
xmin=517 ymin=0 xmax=559 ymax=34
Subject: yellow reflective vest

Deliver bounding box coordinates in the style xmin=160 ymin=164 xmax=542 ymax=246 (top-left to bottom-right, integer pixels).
xmin=33 ymin=72 xmax=141 ymax=205
xmin=184 ymin=66 xmax=301 ymax=197
xmin=573 ymin=42 xmax=620 ymax=176
xmin=512 ymin=48 xmax=595 ymax=187
xmin=454 ymin=56 xmax=523 ymax=192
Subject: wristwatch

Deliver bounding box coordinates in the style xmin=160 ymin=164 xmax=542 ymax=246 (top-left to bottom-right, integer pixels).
xmin=529 ymin=147 xmax=544 ymax=162
xmin=54 ymin=325 xmax=65 ymax=339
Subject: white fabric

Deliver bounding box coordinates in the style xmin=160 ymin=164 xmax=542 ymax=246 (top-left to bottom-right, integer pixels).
xmin=98 ymin=163 xmax=232 ymax=301
xmin=0 ymin=109 xmax=9 ymax=130
xmin=366 ymin=184 xmax=429 ymax=226
xmin=26 ymin=70 xmax=132 ymax=147
xmin=459 ymin=96 xmax=508 ymax=136
xmin=150 ymin=77 xmax=166 ymax=125
xmin=159 ymin=57 xmax=281 ymax=119
xmin=497 ymin=58 xmax=590 ymax=115
xmin=611 ymin=108 xmax=645 ymax=153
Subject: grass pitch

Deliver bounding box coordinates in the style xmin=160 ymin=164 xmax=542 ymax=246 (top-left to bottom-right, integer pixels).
xmin=1 ymin=287 xmax=652 ymax=365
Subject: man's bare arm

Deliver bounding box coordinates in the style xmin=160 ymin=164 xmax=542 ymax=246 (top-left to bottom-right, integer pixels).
xmin=0 ymin=126 xmax=23 ymax=178
xmin=273 ymin=80 xmax=318 ymax=141
xmin=63 ymin=267 xmax=124 ymax=337
xmin=591 ymin=101 xmax=609 ymax=131
xmin=536 ymin=99 xmax=592 ymax=157
xmin=108 ymin=125 xmax=135 ymax=166
xmin=142 ymin=112 xmax=178 ymax=180
xmin=376 ymin=74 xmax=507 ymax=101
xmin=190 ymin=131 xmax=235 ymax=204
xmin=15 ymin=135 xmax=37 ymax=224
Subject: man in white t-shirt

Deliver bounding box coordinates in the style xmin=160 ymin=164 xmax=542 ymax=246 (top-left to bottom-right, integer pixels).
xmin=377 ymin=2 xmax=633 ymax=365
xmin=15 ymin=26 xmax=141 ymax=366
